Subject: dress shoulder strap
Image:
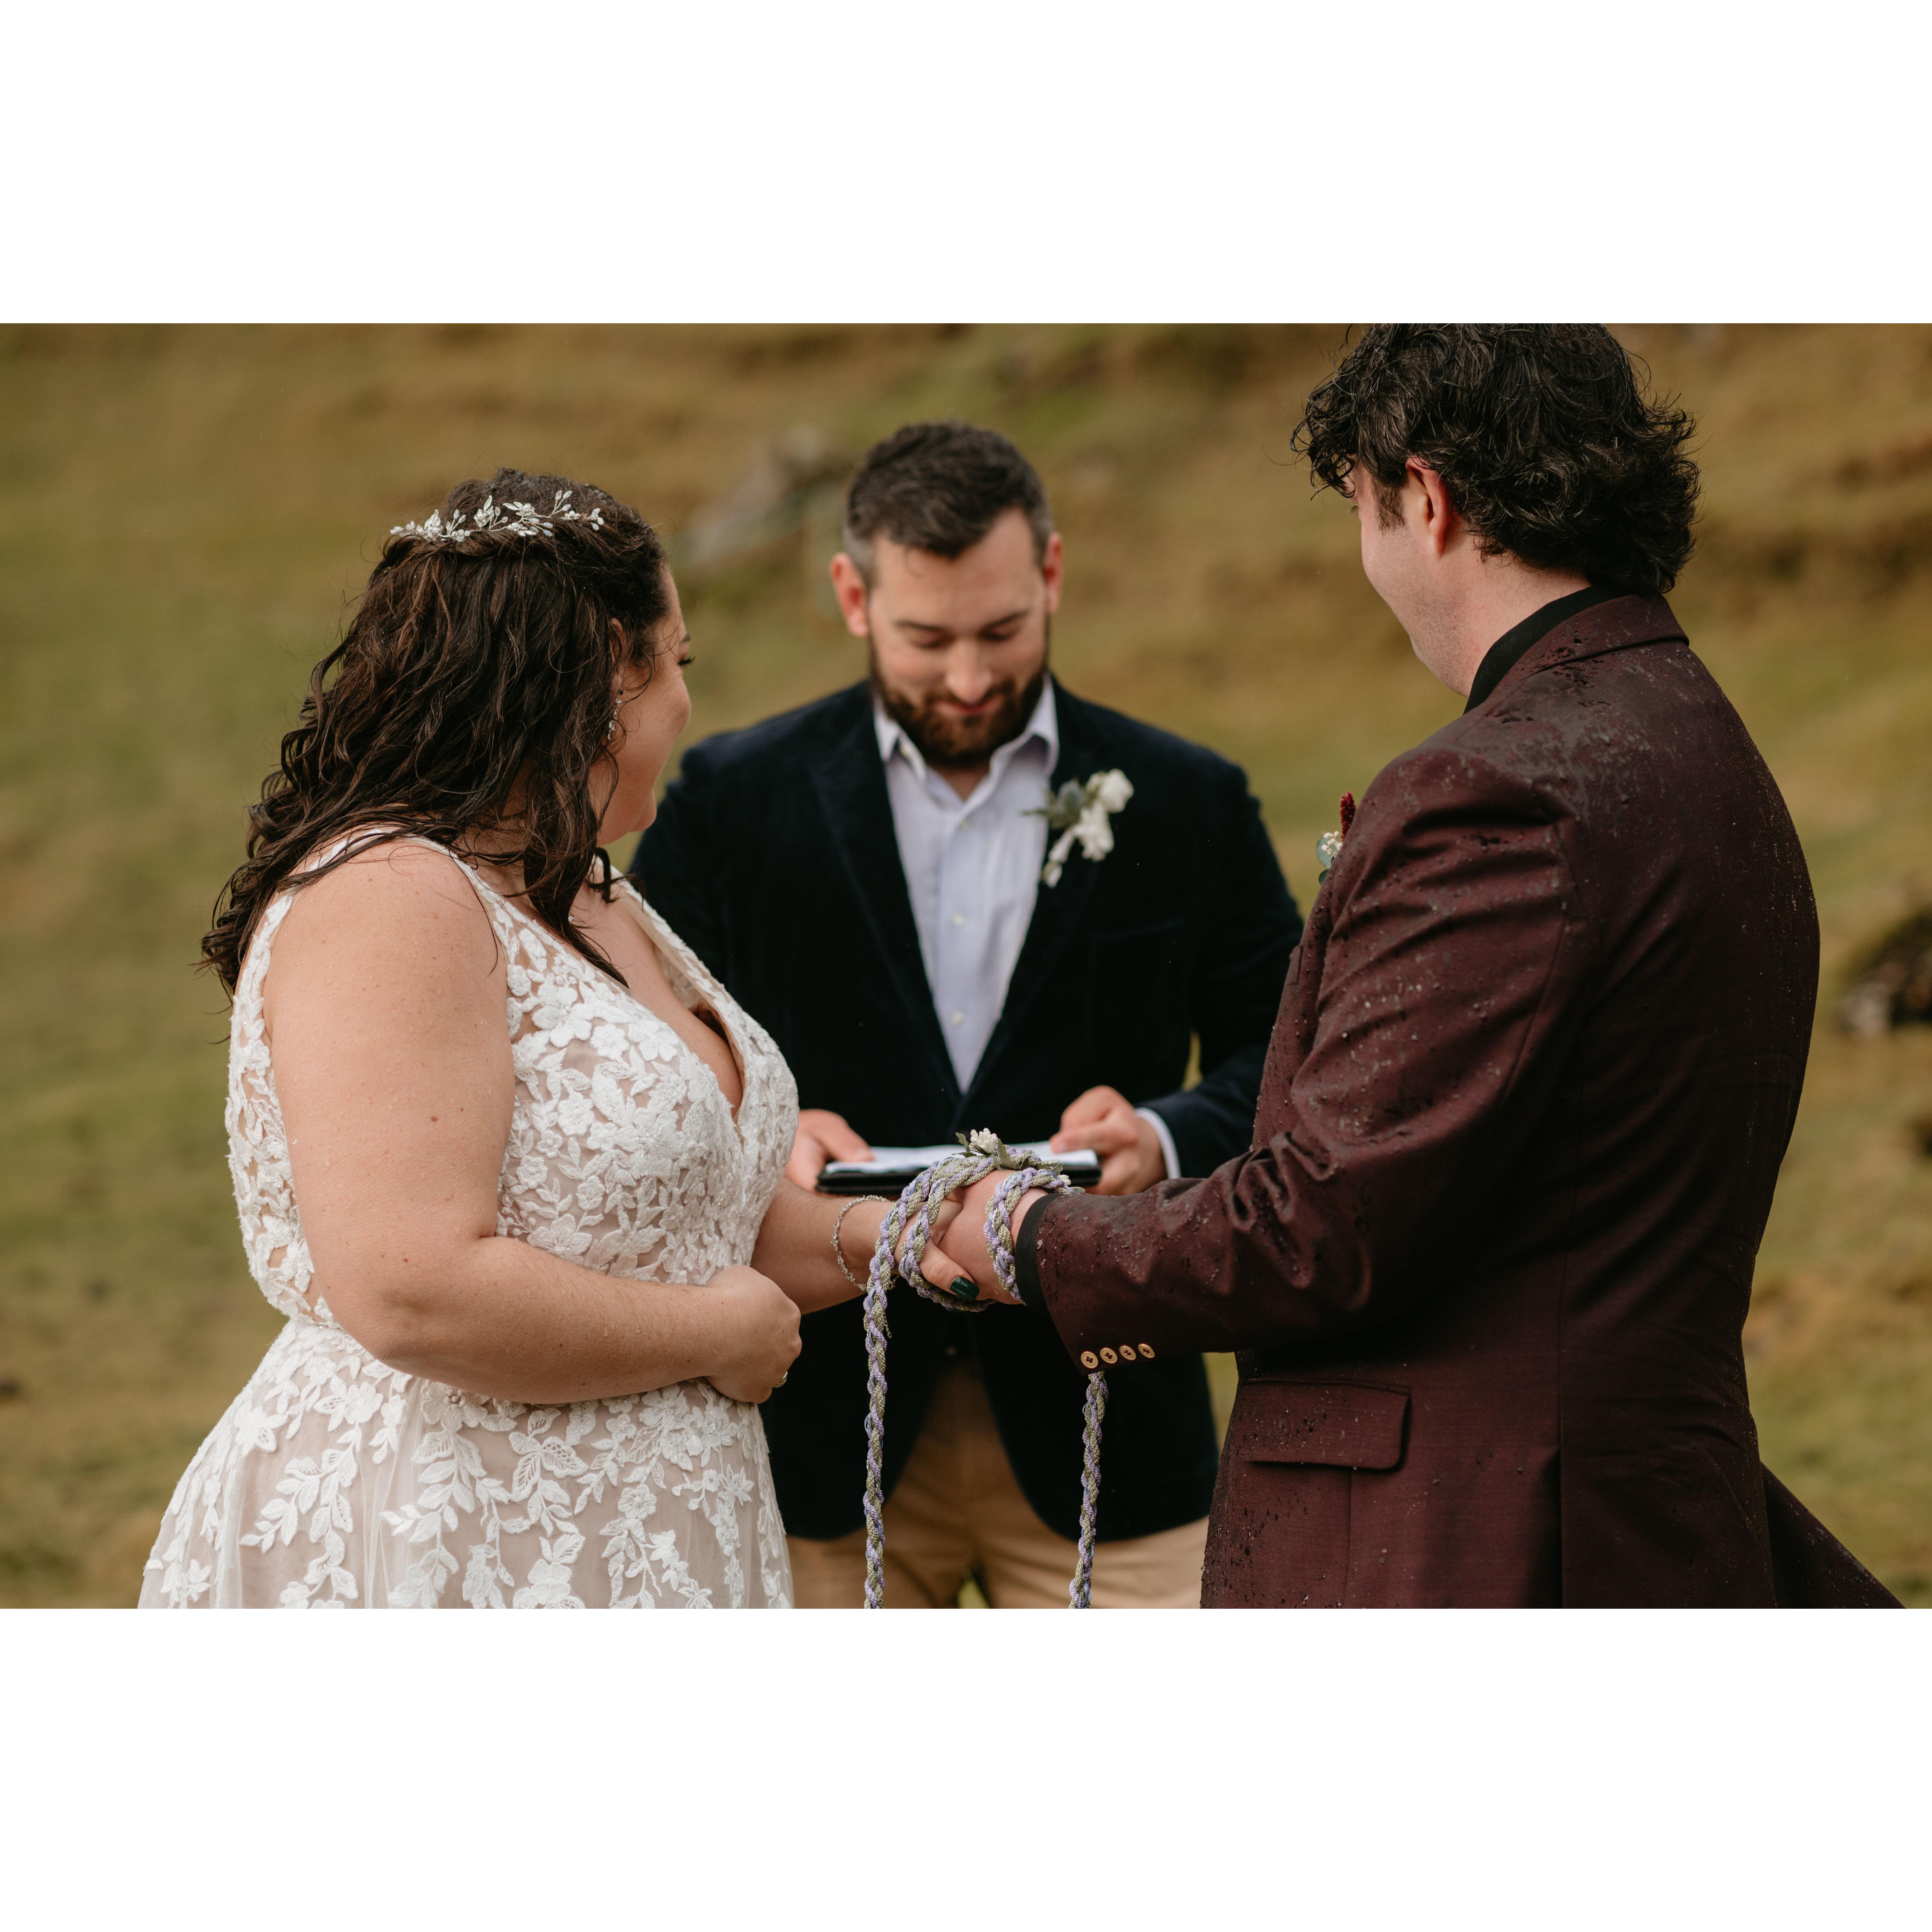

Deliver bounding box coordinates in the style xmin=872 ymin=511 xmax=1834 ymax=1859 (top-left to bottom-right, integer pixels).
xmin=232 ymin=886 xmax=302 ymax=1026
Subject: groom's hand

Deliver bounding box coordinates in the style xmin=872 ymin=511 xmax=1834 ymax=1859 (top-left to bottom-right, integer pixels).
xmin=930 ymin=1174 xmax=1044 ymax=1306
xmin=1053 ymin=1085 xmax=1163 ymax=1195
xmin=787 ymin=1109 xmax=873 ymax=1191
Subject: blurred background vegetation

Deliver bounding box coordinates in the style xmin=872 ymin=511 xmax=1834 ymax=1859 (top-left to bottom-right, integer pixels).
xmin=1 ymin=324 xmax=1928 ymax=1606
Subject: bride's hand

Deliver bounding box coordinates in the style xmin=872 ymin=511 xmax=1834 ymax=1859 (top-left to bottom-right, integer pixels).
xmin=843 ymin=1195 xmax=972 ymax=1298
xmin=702 ymin=1265 xmax=804 ymax=1402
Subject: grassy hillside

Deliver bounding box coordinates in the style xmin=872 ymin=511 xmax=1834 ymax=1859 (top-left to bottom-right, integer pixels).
xmin=2 ymin=324 xmax=1928 ymax=1605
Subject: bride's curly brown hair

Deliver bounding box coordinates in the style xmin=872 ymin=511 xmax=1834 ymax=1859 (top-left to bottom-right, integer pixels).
xmin=203 ymin=467 xmax=672 ymax=994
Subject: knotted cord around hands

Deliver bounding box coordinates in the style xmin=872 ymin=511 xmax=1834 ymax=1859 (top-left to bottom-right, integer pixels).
xmin=860 ymin=1134 xmax=1108 ymax=1609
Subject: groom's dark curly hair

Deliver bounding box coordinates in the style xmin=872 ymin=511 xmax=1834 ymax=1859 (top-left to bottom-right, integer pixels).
xmin=1294 ymin=325 xmax=1699 ymax=594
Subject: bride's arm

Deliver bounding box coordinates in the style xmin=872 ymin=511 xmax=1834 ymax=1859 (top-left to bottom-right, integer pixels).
xmin=264 ymin=843 xmax=800 ymax=1405
xmin=751 ymin=1181 xmax=966 ymax=1313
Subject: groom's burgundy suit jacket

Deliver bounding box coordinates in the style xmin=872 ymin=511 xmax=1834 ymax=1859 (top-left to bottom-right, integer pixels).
xmin=1017 ymin=594 xmax=1897 ymax=1606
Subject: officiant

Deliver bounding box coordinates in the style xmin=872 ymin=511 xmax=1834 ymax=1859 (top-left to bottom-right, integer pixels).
xmin=631 ymin=422 xmax=1301 ymax=1606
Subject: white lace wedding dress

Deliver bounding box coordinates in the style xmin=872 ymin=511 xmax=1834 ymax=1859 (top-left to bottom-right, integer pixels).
xmin=141 ymin=840 xmax=797 ymax=1608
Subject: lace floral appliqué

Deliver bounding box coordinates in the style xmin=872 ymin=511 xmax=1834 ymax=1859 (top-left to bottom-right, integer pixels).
xmin=142 ymin=847 xmax=796 ymax=1609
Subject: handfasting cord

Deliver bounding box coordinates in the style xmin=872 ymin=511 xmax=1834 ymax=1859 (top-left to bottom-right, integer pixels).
xmin=860 ymin=1133 xmax=1107 ymax=1610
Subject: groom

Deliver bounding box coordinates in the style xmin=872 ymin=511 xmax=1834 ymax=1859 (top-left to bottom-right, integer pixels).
xmin=632 ymin=421 xmax=1303 ymax=1605
xmin=940 ymin=325 xmax=1899 ymax=1607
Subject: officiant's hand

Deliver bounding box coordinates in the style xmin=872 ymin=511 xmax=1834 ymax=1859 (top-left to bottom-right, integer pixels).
xmin=929 ymin=1174 xmax=1044 ymax=1306
xmin=786 ymin=1109 xmax=873 ymax=1190
xmin=1054 ymin=1085 xmax=1163 ymax=1194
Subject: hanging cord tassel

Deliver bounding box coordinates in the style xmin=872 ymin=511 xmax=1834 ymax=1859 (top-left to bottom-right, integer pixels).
xmin=861 ymin=1133 xmax=1100 ymax=1609
xmin=982 ymin=1164 xmax=1109 ymax=1607
xmin=859 ymin=1187 xmax=912 ymax=1611
xmin=1070 ymin=1370 xmax=1108 ymax=1608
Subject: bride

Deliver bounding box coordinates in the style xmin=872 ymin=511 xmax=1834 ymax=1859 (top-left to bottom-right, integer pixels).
xmin=142 ymin=469 xmax=953 ymax=1609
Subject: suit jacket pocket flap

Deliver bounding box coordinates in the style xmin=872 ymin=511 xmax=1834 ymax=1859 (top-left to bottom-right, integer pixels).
xmin=1231 ymin=1381 xmax=1409 ymax=1470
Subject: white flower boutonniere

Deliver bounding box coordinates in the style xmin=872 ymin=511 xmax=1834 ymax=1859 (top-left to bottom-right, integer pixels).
xmin=1316 ymin=791 xmax=1356 ymax=885
xmin=1033 ymin=769 xmax=1134 ymax=887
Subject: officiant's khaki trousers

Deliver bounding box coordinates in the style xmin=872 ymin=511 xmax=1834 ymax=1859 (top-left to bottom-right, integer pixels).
xmin=786 ymin=1360 xmax=1208 ymax=1608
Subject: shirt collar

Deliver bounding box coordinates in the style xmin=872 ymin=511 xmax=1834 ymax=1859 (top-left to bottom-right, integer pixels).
xmin=873 ymin=675 xmax=1060 ymax=788
xmin=1464 ymin=584 xmax=1621 ymax=713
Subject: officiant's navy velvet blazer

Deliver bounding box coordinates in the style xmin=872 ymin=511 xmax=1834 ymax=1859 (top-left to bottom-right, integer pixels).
xmin=1018 ymin=595 xmax=1897 ymax=1606
xmin=631 ymin=680 xmax=1301 ymax=1544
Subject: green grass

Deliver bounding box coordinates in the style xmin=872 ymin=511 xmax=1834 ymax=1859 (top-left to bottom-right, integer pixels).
xmin=3 ymin=323 xmax=1929 ymax=1604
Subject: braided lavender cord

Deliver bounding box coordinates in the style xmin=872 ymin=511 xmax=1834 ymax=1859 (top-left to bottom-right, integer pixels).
xmin=860 ymin=1134 xmax=1105 ymax=1610
xmin=983 ymin=1166 xmax=1111 ymax=1605
xmin=1071 ymin=1371 xmax=1108 ymax=1607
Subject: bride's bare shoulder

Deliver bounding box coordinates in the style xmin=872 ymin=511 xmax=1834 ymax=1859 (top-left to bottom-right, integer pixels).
xmin=266 ymin=836 xmax=504 ymax=996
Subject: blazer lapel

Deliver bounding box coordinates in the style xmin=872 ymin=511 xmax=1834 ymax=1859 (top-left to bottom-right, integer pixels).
xmin=810 ymin=689 xmax=961 ymax=1104
xmin=961 ymin=694 xmax=1106 ymax=1116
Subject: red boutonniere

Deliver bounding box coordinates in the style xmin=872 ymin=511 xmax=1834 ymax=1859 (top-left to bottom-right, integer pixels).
xmin=1316 ymin=791 xmax=1355 ymax=885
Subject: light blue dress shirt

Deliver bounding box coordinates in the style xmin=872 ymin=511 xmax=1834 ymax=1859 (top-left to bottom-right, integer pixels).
xmin=874 ymin=677 xmax=1178 ymax=1178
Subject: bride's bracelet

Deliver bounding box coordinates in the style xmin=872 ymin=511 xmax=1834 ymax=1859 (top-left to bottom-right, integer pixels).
xmin=832 ymin=1195 xmax=890 ymax=1292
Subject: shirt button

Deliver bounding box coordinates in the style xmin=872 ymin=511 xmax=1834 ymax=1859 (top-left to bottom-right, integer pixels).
xmin=952 ymin=912 xmax=967 ymax=927
xmin=949 ymin=1011 xmax=965 ymax=1026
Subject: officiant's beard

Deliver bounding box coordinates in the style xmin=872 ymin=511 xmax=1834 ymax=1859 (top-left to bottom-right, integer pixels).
xmin=870 ymin=641 xmax=1050 ymax=772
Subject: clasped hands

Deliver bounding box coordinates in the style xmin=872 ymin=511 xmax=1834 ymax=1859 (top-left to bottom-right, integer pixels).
xmin=795 ymin=1082 xmax=1158 ymax=1308
xmin=926 ymin=1169 xmax=1046 ymax=1306
xmin=857 ymin=1170 xmax=1042 ymax=1309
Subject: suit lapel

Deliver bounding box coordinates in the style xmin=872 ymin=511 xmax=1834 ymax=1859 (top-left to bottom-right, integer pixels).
xmin=810 ymin=689 xmax=960 ymax=1104
xmin=961 ymin=692 xmax=1105 ymax=1117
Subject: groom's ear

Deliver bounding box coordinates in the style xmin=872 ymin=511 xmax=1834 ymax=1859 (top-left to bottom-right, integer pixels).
xmin=1411 ymin=460 xmax=1460 ymax=558
xmin=829 ymin=553 xmax=872 ymax=639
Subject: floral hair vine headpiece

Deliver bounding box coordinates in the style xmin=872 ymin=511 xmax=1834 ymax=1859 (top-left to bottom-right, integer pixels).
xmin=390 ymin=490 xmax=607 ymax=545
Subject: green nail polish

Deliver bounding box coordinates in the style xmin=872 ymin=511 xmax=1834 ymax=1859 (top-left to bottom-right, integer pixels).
xmin=950 ymin=1277 xmax=980 ymax=1302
